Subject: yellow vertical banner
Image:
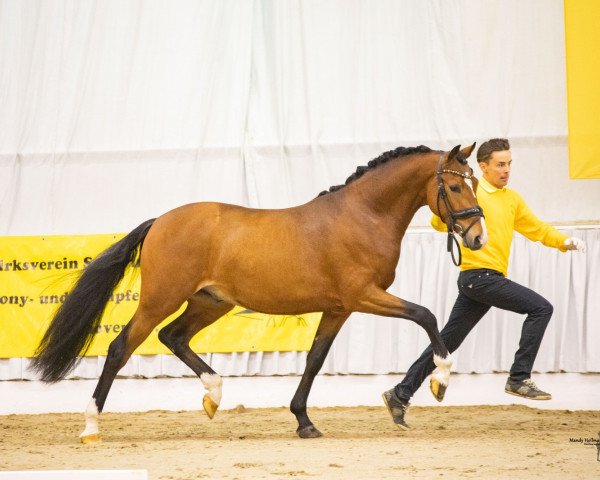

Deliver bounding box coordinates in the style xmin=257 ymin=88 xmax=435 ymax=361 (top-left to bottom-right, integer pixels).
xmin=0 ymin=235 xmax=321 ymax=358
xmin=564 ymin=0 xmax=600 ymax=178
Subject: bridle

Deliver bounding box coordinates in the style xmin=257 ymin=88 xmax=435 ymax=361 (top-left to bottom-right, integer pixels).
xmin=436 ymin=153 xmax=484 ymax=266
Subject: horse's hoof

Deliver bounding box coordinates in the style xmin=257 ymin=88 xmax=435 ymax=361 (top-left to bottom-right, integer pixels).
xmin=430 ymin=378 xmax=447 ymax=402
xmin=203 ymin=393 xmax=219 ymax=419
xmin=80 ymin=433 xmax=101 ymax=444
xmin=296 ymin=425 xmax=323 ymax=439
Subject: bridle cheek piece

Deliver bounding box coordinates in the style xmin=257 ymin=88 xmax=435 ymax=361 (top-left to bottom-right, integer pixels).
xmin=436 ymin=154 xmax=485 ymax=266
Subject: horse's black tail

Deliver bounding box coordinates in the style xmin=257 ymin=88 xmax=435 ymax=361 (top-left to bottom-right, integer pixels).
xmin=30 ymin=219 xmax=156 ymax=383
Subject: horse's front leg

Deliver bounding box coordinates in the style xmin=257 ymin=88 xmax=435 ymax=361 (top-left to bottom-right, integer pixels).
xmin=358 ymin=288 xmax=452 ymax=402
xmin=290 ymin=311 xmax=350 ymax=438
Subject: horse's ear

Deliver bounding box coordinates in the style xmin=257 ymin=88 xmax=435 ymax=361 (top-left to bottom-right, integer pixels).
xmin=459 ymin=142 xmax=477 ymax=160
xmin=448 ymin=144 xmax=461 ymax=160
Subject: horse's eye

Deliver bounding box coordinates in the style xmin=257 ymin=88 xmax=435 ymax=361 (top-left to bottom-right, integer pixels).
xmin=449 ymin=185 xmax=461 ymax=193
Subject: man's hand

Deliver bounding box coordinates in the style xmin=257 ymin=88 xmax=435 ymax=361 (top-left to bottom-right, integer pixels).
xmin=564 ymin=237 xmax=586 ymax=252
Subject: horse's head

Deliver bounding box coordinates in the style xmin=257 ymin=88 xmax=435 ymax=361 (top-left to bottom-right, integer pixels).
xmin=427 ymin=143 xmax=487 ymax=251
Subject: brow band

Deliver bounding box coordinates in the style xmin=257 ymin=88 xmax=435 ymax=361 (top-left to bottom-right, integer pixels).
xmin=442 ymin=169 xmax=472 ymax=179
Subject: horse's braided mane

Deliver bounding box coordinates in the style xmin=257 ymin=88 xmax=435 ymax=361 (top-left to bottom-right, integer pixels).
xmin=318 ymin=144 xmax=435 ymax=197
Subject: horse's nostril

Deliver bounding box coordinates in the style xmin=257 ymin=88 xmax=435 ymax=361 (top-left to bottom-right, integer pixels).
xmin=473 ymin=236 xmax=482 ymax=248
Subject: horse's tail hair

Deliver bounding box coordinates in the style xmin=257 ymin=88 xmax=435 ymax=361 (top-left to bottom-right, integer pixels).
xmin=30 ymin=219 xmax=156 ymax=383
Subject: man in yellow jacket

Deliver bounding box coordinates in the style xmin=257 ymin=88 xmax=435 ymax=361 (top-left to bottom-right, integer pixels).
xmin=382 ymin=138 xmax=586 ymax=430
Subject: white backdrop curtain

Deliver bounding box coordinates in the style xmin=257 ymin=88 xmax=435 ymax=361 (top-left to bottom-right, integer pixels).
xmin=1 ymin=1 xmax=599 ymax=379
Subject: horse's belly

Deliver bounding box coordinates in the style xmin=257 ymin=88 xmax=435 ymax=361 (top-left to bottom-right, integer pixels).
xmin=203 ymin=277 xmax=337 ymax=315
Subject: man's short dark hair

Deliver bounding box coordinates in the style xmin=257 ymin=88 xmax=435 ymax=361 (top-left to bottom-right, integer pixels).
xmin=477 ymin=138 xmax=510 ymax=164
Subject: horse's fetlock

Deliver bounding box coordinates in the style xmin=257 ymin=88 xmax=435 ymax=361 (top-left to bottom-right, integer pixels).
xmin=290 ymin=401 xmax=305 ymax=416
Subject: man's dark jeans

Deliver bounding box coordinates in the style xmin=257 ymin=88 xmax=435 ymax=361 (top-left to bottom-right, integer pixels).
xmin=394 ymin=268 xmax=554 ymax=402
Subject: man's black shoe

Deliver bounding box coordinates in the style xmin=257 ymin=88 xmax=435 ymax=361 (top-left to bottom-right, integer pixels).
xmin=382 ymin=389 xmax=411 ymax=430
xmin=505 ymin=378 xmax=552 ymax=400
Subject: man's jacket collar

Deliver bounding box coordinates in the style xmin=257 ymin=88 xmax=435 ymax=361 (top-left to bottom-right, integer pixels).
xmin=479 ymin=176 xmax=505 ymax=193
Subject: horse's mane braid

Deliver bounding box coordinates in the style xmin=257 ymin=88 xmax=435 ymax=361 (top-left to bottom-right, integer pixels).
xmin=318 ymin=145 xmax=433 ymax=196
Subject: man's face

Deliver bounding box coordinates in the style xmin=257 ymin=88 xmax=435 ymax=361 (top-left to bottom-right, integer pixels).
xmin=479 ymin=149 xmax=512 ymax=189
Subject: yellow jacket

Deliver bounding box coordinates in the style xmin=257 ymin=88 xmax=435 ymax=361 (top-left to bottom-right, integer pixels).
xmin=432 ymin=177 xmax=568 ymax=276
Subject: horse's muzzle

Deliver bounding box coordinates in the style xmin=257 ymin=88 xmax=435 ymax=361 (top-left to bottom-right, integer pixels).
xmin=464 ymin=235 xmax=484 ymax=251
xmin=462 ymin=220 xmax=487 ymax=251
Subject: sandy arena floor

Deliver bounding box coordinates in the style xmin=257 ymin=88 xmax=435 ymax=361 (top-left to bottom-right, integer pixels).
xmin=1 ymin=405 xmax=599 ymax=479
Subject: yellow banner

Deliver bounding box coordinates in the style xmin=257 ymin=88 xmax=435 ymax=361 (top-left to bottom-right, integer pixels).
xmin=565 ymin=0 xmax=600 ymax=179
xmin=0 ymin=234 xmax=321 ymax=358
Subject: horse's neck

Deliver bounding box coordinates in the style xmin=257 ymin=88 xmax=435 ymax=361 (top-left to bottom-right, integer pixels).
xmin=348 ymin=155 xmax=433 ymax=235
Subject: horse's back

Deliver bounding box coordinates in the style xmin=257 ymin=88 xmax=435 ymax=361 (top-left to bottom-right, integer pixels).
xmin=152 ymin=200 xmax=320 ymax=242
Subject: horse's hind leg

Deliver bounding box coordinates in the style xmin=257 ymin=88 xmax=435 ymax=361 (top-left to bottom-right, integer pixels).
xmin=291 ymin=311 xmax=350 ymax=439
xmin=158 ymin=290 xmax=234 ymax=419
xmin=80 ymin=304 xmax=182 ymax=443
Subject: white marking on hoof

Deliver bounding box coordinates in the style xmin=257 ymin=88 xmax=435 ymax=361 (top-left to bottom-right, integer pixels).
xmin=432 ymin=354 xmax=453 ymax=386
xmin=200 ymin=372 xmax=222 ymax=405
xmin=80 ymin=398 xmax=100 ymax=440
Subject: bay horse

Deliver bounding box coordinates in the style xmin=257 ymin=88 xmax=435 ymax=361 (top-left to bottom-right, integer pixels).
xmin=31 ymin=143 xmax=487 ymax=442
